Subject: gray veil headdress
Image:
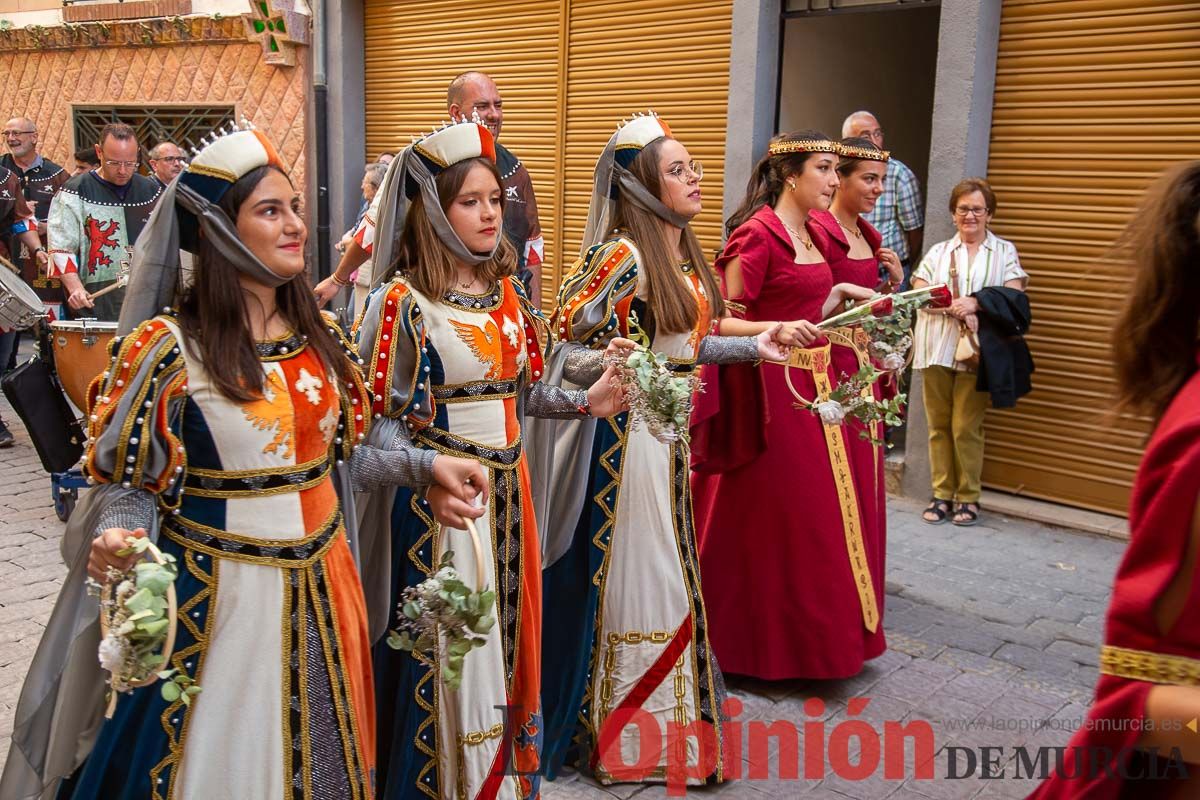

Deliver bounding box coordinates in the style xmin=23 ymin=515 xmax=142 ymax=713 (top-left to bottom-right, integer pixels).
xmin=578 ymin=111 xmax=690 ymax=256
xmin=118 ymin=125 xmax=297 ymax=334
xmin=366 ymin=119 xmax=503 ymax=293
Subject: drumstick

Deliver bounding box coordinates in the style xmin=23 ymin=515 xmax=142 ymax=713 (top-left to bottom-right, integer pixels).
xmin=0 ymin=253 xmax=19 ymax=276
xmin=87 ymin=276 xmax=129 ymax=302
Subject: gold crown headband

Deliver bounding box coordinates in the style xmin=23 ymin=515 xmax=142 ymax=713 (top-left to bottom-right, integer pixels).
xmin=838 ymin=144 xmax=890 ymax=162
xmin=767 ymin=139 xmax=890 ymax=161
xmin=768 ymin=139 xmax=839 ymax=156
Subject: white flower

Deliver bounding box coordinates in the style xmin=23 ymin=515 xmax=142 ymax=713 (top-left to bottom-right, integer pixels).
xmin=816 ymin=400 xmax=846 ymax=425
xmin=882 ymin=353 xmax=906 ymax=371
xmin=98 ymin=633 xmax=126 ymax=673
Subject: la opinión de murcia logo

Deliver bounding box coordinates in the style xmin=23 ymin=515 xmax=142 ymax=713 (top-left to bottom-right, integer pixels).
xmin=485 ymin=697 xmax=1193 ymax=795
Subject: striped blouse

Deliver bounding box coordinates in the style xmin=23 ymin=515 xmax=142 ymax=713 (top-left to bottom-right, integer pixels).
xmin=912 ymin=231 xmax=1028 ymax=371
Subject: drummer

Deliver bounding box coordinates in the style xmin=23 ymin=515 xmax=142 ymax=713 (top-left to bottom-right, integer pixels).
xmin=47 ymin=122 xmax=162 ymax=321
xmin=0 ymin=162 xmax=46 ymax=449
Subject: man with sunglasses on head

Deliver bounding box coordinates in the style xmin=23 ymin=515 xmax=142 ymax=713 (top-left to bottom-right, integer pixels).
xmin=47 ymin=122 xmax=162 ymax=321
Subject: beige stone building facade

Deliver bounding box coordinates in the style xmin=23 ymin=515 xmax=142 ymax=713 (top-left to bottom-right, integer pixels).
xmin=0 ymin=0 xmax=310 ymax=192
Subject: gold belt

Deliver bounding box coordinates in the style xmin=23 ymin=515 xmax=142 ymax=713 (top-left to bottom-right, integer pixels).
xmin=779 ymin=342 xmax=879 ymax=634
xmin=1100 ymin=645 xmax=1200 ymax=686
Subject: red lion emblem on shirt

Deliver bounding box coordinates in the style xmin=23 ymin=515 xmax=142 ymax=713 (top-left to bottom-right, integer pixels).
xmin=84 ymin=216 xmax=120 ymax=270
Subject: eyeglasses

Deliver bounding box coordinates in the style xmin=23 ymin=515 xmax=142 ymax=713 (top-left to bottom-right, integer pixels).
xmin=954 ymin=206 xmax=989 ymax=218
xmin=2 ymin=130 xmax=35 ymax=138
xmin=664 ymin=160 xmax=703 ymax=183
xmin=104 ymin=160 xmax=140 ymax=170
xmin=154 ymin=156 xmax=188 ymax=164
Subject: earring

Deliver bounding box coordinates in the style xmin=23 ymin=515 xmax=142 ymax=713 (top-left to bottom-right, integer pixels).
xmin=787 ymin=179 xmax=797 ymax=191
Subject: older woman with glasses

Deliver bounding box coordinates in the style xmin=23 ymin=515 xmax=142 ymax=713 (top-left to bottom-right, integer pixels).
xmin=911 ymin=177 xmax=1028 ymax=527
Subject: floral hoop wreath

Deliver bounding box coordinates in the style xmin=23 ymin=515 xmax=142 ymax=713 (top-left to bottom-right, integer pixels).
xmin=98 ymin=543 xmax=179 ymax=717
xmin=783 ymin=327 xmax=871 ymax=407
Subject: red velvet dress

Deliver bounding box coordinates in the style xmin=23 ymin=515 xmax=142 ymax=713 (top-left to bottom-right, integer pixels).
xmin=809 ymin=210 xmax=890 ymax=565
xmin=1030 ymin=358 xmax=1200 ymax=799
xmin=691 ymin=205 xmax=887 ymax=680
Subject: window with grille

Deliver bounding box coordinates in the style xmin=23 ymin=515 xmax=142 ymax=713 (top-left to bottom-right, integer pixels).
xmin=72 ymin=105 xmax=238 ymax=171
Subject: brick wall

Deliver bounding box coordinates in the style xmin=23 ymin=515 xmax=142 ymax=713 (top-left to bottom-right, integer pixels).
xmin=0 ymin=16 xmax=308 ymax=191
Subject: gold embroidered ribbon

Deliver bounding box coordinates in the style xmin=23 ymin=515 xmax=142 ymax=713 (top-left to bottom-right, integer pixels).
xmin=1100 ymin=645 xmax=1200 ymax=686
xmin=779 ymin=343 xmax=879 ymax=633
xmin=826 ymin=326 xmax=872 ymax=356
xmin=825 ymin=326 xmax=883 ymax=477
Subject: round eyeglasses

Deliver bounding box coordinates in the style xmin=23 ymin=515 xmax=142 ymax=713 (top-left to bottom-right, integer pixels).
xmin=664 ymin=160 xmax=703 ymax=184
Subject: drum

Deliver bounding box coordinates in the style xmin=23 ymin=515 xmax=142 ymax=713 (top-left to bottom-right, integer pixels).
xmin=0 ymin=258 xmax=44 ymax=330
xmin=50 ymin=319 xmax=117 ymax=410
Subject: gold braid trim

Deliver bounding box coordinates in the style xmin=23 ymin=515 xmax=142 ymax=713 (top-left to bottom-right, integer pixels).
xmin=1100 ymin=645 xmax=1200 ymax=686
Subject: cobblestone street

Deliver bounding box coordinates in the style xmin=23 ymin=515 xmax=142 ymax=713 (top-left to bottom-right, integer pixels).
xmin=0 ymin=390 xmax=1125 ymax=799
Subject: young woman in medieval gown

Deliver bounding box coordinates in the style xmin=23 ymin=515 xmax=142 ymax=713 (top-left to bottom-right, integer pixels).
xmin=353 ymin=119 xmax=626 ymax=800
xmin=691 ymin=132 xmax=885 ymax=681
xmin=807 ymin=137 xmax=904 ymax=607
xmin=1029 ymin=163 xmax=1200 ymax=798
xmin=0 ymin=129 xmax=460 ymax=800
xmin=530 ymin=113 xmax=793 ymax=788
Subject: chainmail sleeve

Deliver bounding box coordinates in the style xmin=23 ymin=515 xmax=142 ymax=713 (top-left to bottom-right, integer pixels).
xmin=560 ymin=342 xmax=607 ymax=385
xmin=524 ymin=382 xmax=591 ymax=419
xmin=697 ymin=334 xmax=760 ymax=365
xmin=349 ymin=420 xmax=438 ymax=492
xmin=91 ymin=489 xmax=158 ymax=539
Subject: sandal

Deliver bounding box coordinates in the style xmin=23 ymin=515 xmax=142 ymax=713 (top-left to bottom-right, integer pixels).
xmin=952 ymin=502 xmax=980 ymax=527
xmin=922 ymin=499 xmax=951 ymax=525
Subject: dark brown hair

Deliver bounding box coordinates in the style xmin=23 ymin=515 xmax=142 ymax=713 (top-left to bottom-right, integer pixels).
xmin=725 ymin=129 xmax=830 ymax=237
xmin=393 ymin=156 xmax=516 ymax=298
xmin=948 ymin=177 xmax=997 ymax=216
xmin=836 ymin=136 xmax=886 ymax=178
xmin=98 ymin=122 xmax=137 ymax=147
xmin=1111 ymin=161 xmax=1200 ymax=422
xmin=609 ymin=137 xmax=724 ymax=334
xmin=74 ymin=147 xmax=99 ymax=166
xmin=178 ymin=165 xmax=355 ymax=403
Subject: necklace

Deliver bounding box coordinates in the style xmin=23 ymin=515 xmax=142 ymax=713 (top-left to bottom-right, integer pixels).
xmin=836 ymin=217 xmax=862 ymax=239
xmin=779 ymin=219 xmax=814 ymax=250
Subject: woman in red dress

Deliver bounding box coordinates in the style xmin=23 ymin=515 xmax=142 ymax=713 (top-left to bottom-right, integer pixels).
xmin=808 ymin=137 xmax=902 ymax=566
xmin=692 ymin=132 xmax=883 ymax=680
xmin=1030 ymin=161 xmax=1200 ymax=799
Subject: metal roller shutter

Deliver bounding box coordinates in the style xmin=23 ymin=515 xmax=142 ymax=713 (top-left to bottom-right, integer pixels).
xmin=362 ymin=0 xmax=733 ymax=309
xmin=982 ymin=0 xmax=1200 ymax=515
xmin=558 ymin=0 xmax=733 ymax=263
xmin=362 ymin=0 xmax=565 ymax=307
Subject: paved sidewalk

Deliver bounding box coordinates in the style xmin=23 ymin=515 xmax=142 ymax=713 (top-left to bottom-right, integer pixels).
xmin=0 ymin=387 xmax=1126 ymax=798
xmin=542 ymin=501 xmax=1123 ymax=800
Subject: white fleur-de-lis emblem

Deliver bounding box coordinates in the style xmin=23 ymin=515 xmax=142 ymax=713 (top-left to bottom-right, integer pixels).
xmin=502 ymin=315 xmax=521 ymax=349
xmin=318 ymin=406 xmax=338 ymax=443
xmin=295 ymin=368 xmax=324 ymax=406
